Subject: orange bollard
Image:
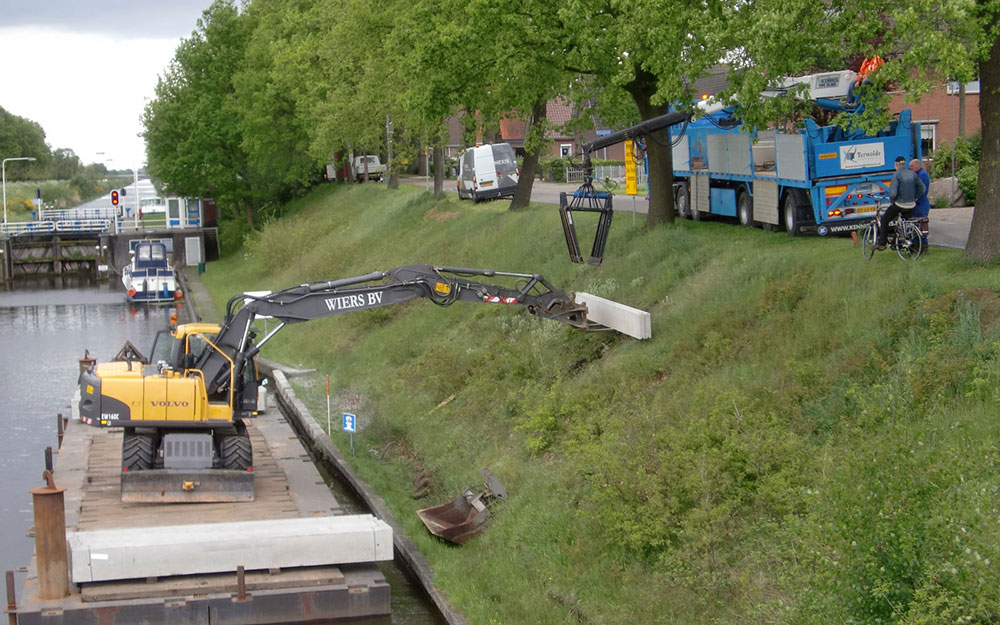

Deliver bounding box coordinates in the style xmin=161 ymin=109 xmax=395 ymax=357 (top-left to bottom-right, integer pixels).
xmin=29 ymin=471 xmax=69 ymax=600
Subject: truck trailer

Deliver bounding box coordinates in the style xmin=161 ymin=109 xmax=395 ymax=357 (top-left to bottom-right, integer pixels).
xmin=669 ymin=72 xmax=922 ymax=236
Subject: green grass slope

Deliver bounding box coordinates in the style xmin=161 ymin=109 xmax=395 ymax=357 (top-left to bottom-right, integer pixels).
xmin=202 ymin=183 xmax=1000 ymax=625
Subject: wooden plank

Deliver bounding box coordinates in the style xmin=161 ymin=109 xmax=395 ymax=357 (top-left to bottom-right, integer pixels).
xmin=81 ymin=565 xmax=348 ymax=602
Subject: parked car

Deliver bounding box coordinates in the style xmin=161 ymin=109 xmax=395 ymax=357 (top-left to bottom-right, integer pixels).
xmin=457 ymin=143 xmax=519 ymax=202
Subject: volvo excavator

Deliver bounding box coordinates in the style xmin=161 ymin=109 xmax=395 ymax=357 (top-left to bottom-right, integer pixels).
xmin=78 ymin=264 xmax=593 ymax=503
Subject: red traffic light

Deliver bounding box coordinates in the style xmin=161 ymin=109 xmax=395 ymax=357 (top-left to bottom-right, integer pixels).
xmin=111 ymin=191 xmax=119 ymax=206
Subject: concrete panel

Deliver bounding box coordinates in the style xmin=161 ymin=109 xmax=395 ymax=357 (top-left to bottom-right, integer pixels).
xmin=68 ymin=514 xmax=393 ymax=583
xmin=574 ymin=292 xmax=651 ymax=339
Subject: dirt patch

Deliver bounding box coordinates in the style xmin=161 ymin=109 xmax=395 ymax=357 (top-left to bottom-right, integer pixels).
xmin=423 ymin=206 xmax=461 ymax=222
xmin=926 ymin=288 xmax=1000 ymax=333
xmin=956 ymin=287 xmax=1000 ymax=331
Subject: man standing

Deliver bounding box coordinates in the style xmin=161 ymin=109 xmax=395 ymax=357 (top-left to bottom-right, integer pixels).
xmin=877 ymin=156 xmax=926 ymax=249
xmin=910 ymin=158 xmax=931 ymax=249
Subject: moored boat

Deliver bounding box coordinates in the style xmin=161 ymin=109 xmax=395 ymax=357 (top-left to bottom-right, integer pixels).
xmin=122 ymin=241 xmax=183 ymax=303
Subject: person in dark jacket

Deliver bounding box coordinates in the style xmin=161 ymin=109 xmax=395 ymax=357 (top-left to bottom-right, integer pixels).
xmin=910 ymin=158 xmax=931 ymax=249
xmin=877 ymin=155 xmax=927 ymax=249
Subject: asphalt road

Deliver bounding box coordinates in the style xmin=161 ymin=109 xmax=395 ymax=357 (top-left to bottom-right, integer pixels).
xmin=402 ymin=176 xmax=972 ymax=250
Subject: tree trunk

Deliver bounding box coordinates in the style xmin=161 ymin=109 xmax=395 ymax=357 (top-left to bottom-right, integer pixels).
xmin=510 ymin=98 xmax=547 ymax=211
xmin=387 ymin=125 xmax=399 ymax=190
xmin=244 ymin=200 xmax=254 ymax=229
xmin=626 ymin=68 xmax=674 ymax=228
xmin=433 ymin=145 xmax=445 ymax=199
xmin=964 ymin=25 xmax=1000 ymax=262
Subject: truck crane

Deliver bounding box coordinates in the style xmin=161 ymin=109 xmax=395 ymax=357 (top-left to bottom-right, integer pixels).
xmin=559 ymin=111 xmax=691 ymax=265
xmin=78 ymin=264 xmax=592 ymax=503
xmin=561 ymin=70 xmax=920 ymax=259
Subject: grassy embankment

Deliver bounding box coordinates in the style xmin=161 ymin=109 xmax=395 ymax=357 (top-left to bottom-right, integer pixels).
xmin=201 ymin=183 xmax=1000 ymax=625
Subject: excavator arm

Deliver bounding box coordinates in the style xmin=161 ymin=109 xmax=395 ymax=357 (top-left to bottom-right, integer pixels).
xmin=195 ymin=265 xmax=590 ymax=403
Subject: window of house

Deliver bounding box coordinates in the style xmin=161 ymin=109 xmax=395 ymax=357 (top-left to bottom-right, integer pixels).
xmin=919 ymin=123 xmax=937 ymax=157
xmin=560 ymin=144 xmax=573 ymax=157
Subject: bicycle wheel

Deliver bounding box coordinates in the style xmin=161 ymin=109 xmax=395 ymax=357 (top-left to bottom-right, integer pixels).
xmin=860 ymin=221 xmax=878 ymax=259
xmin=896 ymin=221 xmax=924 ymax=260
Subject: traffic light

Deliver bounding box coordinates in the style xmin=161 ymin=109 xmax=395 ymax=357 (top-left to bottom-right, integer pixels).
xmin=111 ymin=190 xmax=119 ymax=206
xmin=120 ymin=188 xmax=126 ymax=196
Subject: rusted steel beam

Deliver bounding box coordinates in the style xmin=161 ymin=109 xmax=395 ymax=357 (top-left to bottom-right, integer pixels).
xmin=29 ymin=471 xmax=69 ymax=600
xmin=6 ymin=570 xmax=16 ymax=625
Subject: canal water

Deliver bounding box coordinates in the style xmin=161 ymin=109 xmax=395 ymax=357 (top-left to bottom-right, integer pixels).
xmin=0 ymin=278 xmax=174 ymax=580
xmin=0 ymin=279 xmax=445 ymax=625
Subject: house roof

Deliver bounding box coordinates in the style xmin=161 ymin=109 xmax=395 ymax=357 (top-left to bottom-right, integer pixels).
xmin=690 ymin=65 xmax=730 ymax=98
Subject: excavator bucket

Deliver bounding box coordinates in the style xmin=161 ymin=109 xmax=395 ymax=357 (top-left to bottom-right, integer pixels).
xmin=416 ymin=469 xmax=506 ymax=544
xmin=559 ymin=188 xmax=614 ymax=265
xmin=121 ymin=469 xmax=254 ymax=503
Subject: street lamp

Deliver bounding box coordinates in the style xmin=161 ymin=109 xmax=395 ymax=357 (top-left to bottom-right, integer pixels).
xmin=3 ymin=156 xmax=38 ymax=228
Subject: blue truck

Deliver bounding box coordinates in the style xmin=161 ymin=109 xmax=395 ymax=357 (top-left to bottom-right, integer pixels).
xmin=669 ymin=73 xmax=922 ymax=236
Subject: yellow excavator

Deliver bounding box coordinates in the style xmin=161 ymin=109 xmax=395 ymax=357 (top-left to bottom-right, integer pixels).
xmin=78 ymin=265 xmax=592 ymax=503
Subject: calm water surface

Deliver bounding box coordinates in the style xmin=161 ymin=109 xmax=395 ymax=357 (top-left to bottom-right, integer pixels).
xmin=0 ymin=279 xmax=176 ymax=579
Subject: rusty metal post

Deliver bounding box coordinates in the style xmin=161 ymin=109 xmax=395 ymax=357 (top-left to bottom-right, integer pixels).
xmin=56 ymin=414 xmax=64 ymax=449
xmin=236 ymin=565 xmax=248 ymax=601
xmin=29 ymin=471 xmax=69 ymax=600
xmin=44 ymin=448 xmax=52 ymax=473
xmin=6 ymin=570 xmax=16 ymax=625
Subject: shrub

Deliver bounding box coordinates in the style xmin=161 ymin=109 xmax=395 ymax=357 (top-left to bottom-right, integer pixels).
xmin=930 ymin=134 xmax=980 ymax=179
xmin=957 ymin=163 xmax=978 ymax=205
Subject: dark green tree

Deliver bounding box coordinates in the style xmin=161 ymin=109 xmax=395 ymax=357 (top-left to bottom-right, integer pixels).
xmin=143 ymin=0 xmax=257 ymax=226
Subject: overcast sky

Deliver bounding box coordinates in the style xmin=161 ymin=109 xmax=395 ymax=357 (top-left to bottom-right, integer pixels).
xmin=0 ymin=1 xmax=212 ymax=169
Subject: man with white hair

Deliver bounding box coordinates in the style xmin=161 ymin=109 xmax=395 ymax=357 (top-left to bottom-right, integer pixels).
xmin=910 ymin=158 xmax=931 ymax=250
xmin=876 ymin=155 xmax=926 ymax=250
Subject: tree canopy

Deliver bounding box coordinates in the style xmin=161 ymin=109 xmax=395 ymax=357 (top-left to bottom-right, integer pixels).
xmin=142 ymin=0 xmax=1000 ymax=259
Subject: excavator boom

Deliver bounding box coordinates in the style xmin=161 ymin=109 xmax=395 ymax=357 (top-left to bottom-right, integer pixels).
xmin=197 ymin=265 xmax=590 ymax=403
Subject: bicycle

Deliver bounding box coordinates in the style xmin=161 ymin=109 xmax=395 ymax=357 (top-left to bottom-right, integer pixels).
xmin=859 ymin=199 xmax=925 ymax=260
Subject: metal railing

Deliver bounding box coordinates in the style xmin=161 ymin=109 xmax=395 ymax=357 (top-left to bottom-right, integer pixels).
xmin=2 ymin=218 xmax=114 ymax=237
xmin=41 ymin=208 xmax=118 ymax=221
xmin=564 ymin=165 xmax=645 ymax=187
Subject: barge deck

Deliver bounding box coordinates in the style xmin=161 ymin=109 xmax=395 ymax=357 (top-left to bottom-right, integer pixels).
xmin=12 ymin=407 xmax=391 ymax=625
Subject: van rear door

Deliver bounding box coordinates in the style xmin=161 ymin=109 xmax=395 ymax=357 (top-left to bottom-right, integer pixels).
xmin=492 ymin=144 xmax=518 ymax=194
xmin=474 ymin=147 xmax=498 ymax=191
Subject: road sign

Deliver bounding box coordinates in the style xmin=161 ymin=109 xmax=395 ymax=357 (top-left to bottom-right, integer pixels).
xmin=342 ymin=413 xmax=357 ymax=433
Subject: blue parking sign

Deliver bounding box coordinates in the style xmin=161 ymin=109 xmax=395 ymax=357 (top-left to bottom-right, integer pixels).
xmin=342 ymin=413 xmax=357 ymax=433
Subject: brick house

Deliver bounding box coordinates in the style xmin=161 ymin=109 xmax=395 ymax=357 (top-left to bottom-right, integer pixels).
xmin=887 ymin=80 xmax=982 ymax=158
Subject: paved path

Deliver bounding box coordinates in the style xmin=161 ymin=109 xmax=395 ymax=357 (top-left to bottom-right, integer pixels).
xmin=402 ymin=177 xmax=972 ymax=250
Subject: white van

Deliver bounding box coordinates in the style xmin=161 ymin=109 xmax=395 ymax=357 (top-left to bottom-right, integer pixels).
xmin=353 ymin=155 xmax=386 ymax=181
xmin=456 ymin=143 xmax=519 ymax=202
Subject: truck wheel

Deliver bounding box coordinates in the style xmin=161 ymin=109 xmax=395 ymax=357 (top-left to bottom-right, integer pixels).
xmin=675 ymin=182 xmax=691 ymax=219
xmin=122 ymin=432 xmax=155 ymax=471
xmin=737 ymin=190 xmax=753 ymax=227
xmin=219 ymin=431 xmax=252 ymax=471
xmin=784 ymin=192 xmax=803 ymax=237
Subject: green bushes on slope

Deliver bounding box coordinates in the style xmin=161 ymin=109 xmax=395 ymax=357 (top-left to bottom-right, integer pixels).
xmin=202 ymin=184 xmax=1000 ymax=625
